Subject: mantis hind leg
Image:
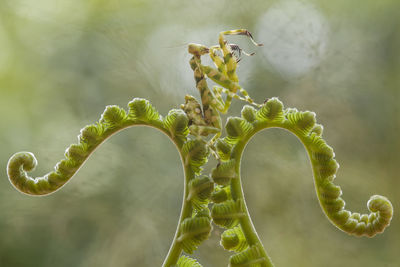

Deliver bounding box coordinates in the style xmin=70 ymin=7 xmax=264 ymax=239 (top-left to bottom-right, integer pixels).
xmin=214 ymin=86 xmax=261 ymax=108
xmin=214 ymin=86 xmax=245 ymax=102
xmin=239 ymin=88 xmax=261 ymax=107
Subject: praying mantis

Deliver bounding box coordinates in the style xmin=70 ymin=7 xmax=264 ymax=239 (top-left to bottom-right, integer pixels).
xmin=181 ymin=29 xmax=263 ymax=150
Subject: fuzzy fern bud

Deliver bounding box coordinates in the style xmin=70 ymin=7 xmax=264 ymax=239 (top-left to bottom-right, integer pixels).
xmin=215 ymin=139 xmax=232 ymax=161
xmin=176 ymin=255 xmax=203 ymax=267
xmin=100 ymin=105 xmax=128 ymax=129
xmin=182 ymin=139 xmax=209 ymax=175
xmin=187 ymin=175 xmax=214 ymax=211
xmin=241 ymin=105 xmax=257 ymax=123
xmin=256 ymin=97 xmax=284 ymax=122
xmin=164 ymin=109 xmax=190 ymax=143
xmin=128 ymin=98 xmax=161 ymax=123
xmin=177 ymin=209 xmax=212 ymax=254
xmin=211 ymin=159 xmax=237 ymax=186
xmin=211 ymin=199 xmax=245 ymax=229
xmin=229 ymin=245 xmax=268 ymax=267
xmin=211 ymin=186 xmax=231 ymax=203
xmin=285 ymin=110 xmax=316 ymax=136
xmin=221 ymin=225 xmax=248 ymax=252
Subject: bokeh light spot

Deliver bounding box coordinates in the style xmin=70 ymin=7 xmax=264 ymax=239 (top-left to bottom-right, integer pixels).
xmin=256 ymin=0 xmax=329 ymax=78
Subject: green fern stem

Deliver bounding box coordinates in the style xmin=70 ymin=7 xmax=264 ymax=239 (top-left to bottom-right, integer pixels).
xmin=7 ymin=99 xmax=203 ymax=267
xmin=162 ymin=162 xmax=194 ymax=267
xmin=230 ymin=141 xmax=275 ymax=267
xmin=221 ymin=98 xmax=393 ymax=267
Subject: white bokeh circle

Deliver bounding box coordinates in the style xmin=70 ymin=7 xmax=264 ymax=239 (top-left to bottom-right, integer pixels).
xmin=256 ymin=0 xmax=329 ymax=78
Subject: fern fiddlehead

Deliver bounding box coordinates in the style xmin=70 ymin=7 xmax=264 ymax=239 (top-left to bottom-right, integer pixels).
xmin=209 ymin=98 xmax=393 ymax=266
xmin=8 ymin=99 xmax=166 ymax=195
xmin=7 ymin=98 xmax=214 ymax=267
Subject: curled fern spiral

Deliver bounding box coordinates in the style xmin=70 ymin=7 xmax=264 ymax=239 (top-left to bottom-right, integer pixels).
xmin=7 ymin=98 xmax=179 ymax=195
xmin=222 ymin=98 xmax=393 ymax=239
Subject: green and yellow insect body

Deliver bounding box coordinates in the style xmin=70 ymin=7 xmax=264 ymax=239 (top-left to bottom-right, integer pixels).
xmin=182 ymin=30 xmax=263 ymax=151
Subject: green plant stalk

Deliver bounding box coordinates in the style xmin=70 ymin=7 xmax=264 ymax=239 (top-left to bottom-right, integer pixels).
xmin=229 ymin=122 xmax=310 ymax=267
xmin=231 ymin=138 xmax=275 ymax=267
xmin=162 ymin=162 xmax=194 ymax=267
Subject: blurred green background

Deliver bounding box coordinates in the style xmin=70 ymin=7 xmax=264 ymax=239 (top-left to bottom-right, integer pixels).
xmin=0 ymin=0 xmax=399 ymax=266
